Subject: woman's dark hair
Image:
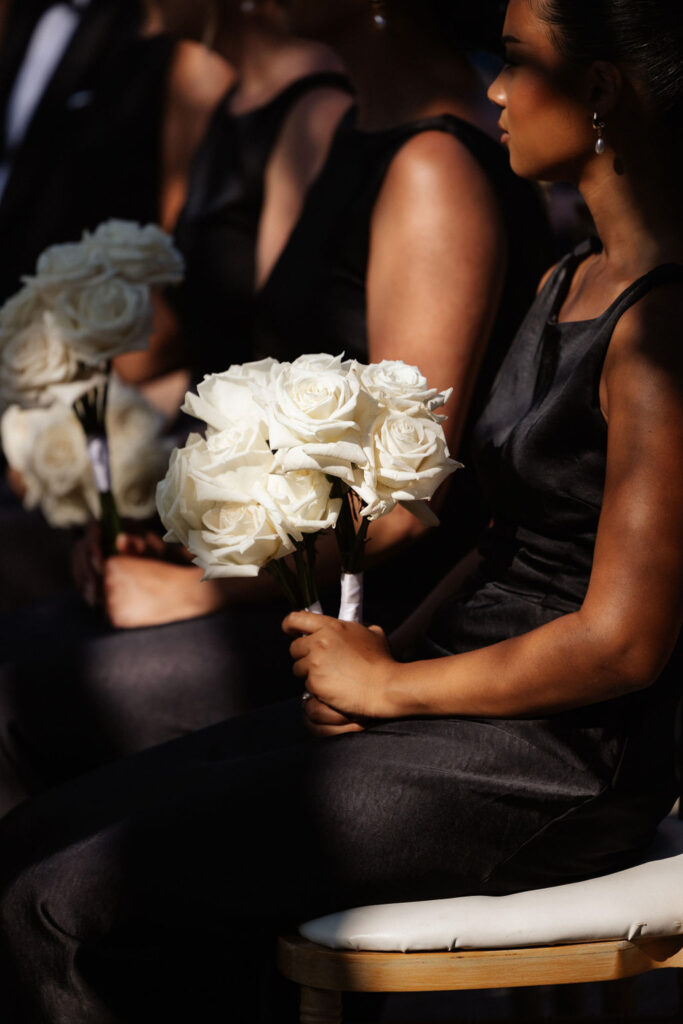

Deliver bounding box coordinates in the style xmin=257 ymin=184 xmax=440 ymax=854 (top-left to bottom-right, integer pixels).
xmin=537 ymin=0 xmax=683 ymax=132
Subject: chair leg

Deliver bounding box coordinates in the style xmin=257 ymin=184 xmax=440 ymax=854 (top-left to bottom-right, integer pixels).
xmin=300 ymin=985 xmax=343 ymax=1024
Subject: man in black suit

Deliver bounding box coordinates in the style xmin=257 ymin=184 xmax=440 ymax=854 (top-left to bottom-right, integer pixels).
xmin=0 ymin=0 xmax=174 ymax=302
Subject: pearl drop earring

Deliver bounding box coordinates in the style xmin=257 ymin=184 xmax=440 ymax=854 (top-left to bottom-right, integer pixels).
xmin=592 ymin=112 xmax=606 ymax=155
xmin=370 ymin=0 xmax=388 ymax=30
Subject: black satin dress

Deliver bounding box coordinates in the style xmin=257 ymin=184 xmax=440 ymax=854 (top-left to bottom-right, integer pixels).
xmin=1 ymin=244 xmax=679 ymax=1024
xmin=254 ymin=108 xmax=551 ymax=627
xmin=172 ymin=71 xmax=352 ymax=377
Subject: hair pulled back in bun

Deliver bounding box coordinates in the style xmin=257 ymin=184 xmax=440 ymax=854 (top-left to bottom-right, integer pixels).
xmin=537 ymin=0 xmax=683 ymax=133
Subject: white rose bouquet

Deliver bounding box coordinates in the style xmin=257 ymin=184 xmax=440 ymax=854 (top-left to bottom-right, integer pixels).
xmin=156 ymin=354 xmax=460 ymax=618
xmin=0 ymin=219 xmax=184 ymax=552
xmin=1 ymin=377 xmax=174 ymax=530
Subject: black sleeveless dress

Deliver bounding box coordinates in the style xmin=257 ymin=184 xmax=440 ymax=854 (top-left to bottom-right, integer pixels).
xmin=172 ymin=72 xmax=352 ymax=378
xmin=422 ymin=239 xmax=683 ymax=885
xmin=254 ymin=108 xmax=551 ymax=627
xmin=1 ymin=243 xmax=680 ymax=1024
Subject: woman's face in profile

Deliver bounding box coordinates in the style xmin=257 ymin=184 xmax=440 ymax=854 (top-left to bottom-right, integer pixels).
xmin=488 ymin=0 xmax=595 ymax=183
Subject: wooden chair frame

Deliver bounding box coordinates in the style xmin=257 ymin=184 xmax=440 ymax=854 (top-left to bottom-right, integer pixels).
xmin=278 ymin=933 xmax=683 ymax=1024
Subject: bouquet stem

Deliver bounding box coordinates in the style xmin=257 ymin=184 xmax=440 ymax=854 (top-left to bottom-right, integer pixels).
xmin=99 ymin=489 xmax=122 ymax=558
xmin=74 ymin=368 xmax=122 ymax=557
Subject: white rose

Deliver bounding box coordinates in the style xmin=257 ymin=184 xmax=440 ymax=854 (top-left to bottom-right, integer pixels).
xmin=290 ymin=352 xmax=353 ymax=374
xmin=156 ymin=428 xmax=299 ymax=577
xmin=0 ymin=283 xmax=47 ymax=336
xmin=359 ymin=359 xmax=452 ymax=414
xmin=0 ymin=405 xmax=41 ymax=507
xmin=264 ymin=470 xmax=341 ymax=541
xmin=189 ymin=499 xmax=295 ymax=579
xmin=358 ymin=408 xmax=461 ymax=520
xmin=267 ymin=356 xmax=378 ymax=485
xmin=155 ymin=434 xmax=208 ymax=546
xmin=85 ymin=220 xmax=184 ymax=286
xmin=0 ymin=311 xmax=79 ymax=411
xmin=1 ymin=403 xmax=98 ymax=527
xmin=155 ymin=427 xmax=275 ymax=547
xmin=31 ymin=240 xmax=111 ymax=297
xmin=40 ymin=486 xmax=97 ymax=528
xmin=53 ymin=277 xmax=153 ymax=365
xmin=182 ymin=369 xmax=273 ymax=437
xmin=31 ymin=404 xmax=92 ymax=497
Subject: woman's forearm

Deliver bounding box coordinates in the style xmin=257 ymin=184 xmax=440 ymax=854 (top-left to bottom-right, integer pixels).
xmin=383 ymin=608 xmax=665 ymax=720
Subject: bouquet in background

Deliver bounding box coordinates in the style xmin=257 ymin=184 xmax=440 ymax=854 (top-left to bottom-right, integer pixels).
xmin=156 ymin=354 xmax=460 ymax=619
xmin=1 ymin=377 xmax=175 ymax=529
xmin=0 ymin=219 xmax=184 ymax=552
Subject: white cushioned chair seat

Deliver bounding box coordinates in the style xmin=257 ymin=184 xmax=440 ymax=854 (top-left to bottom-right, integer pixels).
xmin=300 ymin=817 xmax=683 ymax=952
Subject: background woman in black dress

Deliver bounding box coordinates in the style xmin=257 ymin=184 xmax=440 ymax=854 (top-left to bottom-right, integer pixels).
xmin=0 ymin=1 xmax=680 ymax=1022
xmin=0 ymin=0 xmax=352 ymax=813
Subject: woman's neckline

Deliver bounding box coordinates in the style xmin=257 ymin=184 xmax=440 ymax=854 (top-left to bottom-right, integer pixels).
xmin=224 ymin=69 xmax=349 ymax=120
xmin=549 ymin=238 xmax=683 ymax=328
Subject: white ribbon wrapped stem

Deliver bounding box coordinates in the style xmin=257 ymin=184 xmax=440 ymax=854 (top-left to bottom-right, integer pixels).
xmin=339 ymin=572 xmax=364 ymax=623
xmin=86 ymin=435 xmax=112 ymax=493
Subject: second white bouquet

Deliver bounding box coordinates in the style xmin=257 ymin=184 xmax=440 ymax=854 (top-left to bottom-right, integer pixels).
xmin=156 ymin=354 xmax=461 ymax=616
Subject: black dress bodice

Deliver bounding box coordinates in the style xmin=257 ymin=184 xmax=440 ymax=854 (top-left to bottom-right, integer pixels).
xmin=172 ymin=72 xmax=352 ymax=378
xmin=253 ymin=109 xmax=551 ymax=625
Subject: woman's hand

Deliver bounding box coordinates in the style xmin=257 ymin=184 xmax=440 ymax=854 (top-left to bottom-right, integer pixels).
xmin=299 ymin=697 xmax=366 ymax=739
xmin=102 ymin=557 xmax=217 ymax=629
xmin=283 ymin=611 xmax=398 ymax=725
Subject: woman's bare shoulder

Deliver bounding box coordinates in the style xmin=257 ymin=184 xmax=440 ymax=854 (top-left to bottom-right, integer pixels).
xmin=167 ymin=40 xmax=235 ymax=112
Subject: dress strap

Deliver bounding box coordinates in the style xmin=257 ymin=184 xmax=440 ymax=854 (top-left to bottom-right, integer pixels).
xmin=256 ymin=71 xmax=354 ymax=117
xmin=599 ymin=261 xmax=683 ymax=332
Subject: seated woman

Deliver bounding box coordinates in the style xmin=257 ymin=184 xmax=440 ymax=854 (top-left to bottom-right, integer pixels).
xmin=0 ymin=0 xmax=546 ymax=813
xmin=0 ymin=2 xmax=680 ymax=1021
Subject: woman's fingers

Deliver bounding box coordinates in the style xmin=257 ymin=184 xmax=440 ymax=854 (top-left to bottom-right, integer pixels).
xmin=306 ymin=720 xmax=365 ymax=738
xmin=303 ymin=698 xmax=348 ymax=726
xmin=282 ymin=610 xmax=335 ymax=636
xmin=302 ymin=696 xmax=365 ymax=738
xmin=288 ymin=635 xmax=310 ymax=660
xmin=291 ymin=657 xmax=310 ymax=680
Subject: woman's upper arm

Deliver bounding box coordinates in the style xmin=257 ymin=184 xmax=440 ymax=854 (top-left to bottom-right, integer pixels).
xmin=366 ymin=129 xmax=507 ymax=450
xmin=582 ymin=288 xmax=683 ymax=686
